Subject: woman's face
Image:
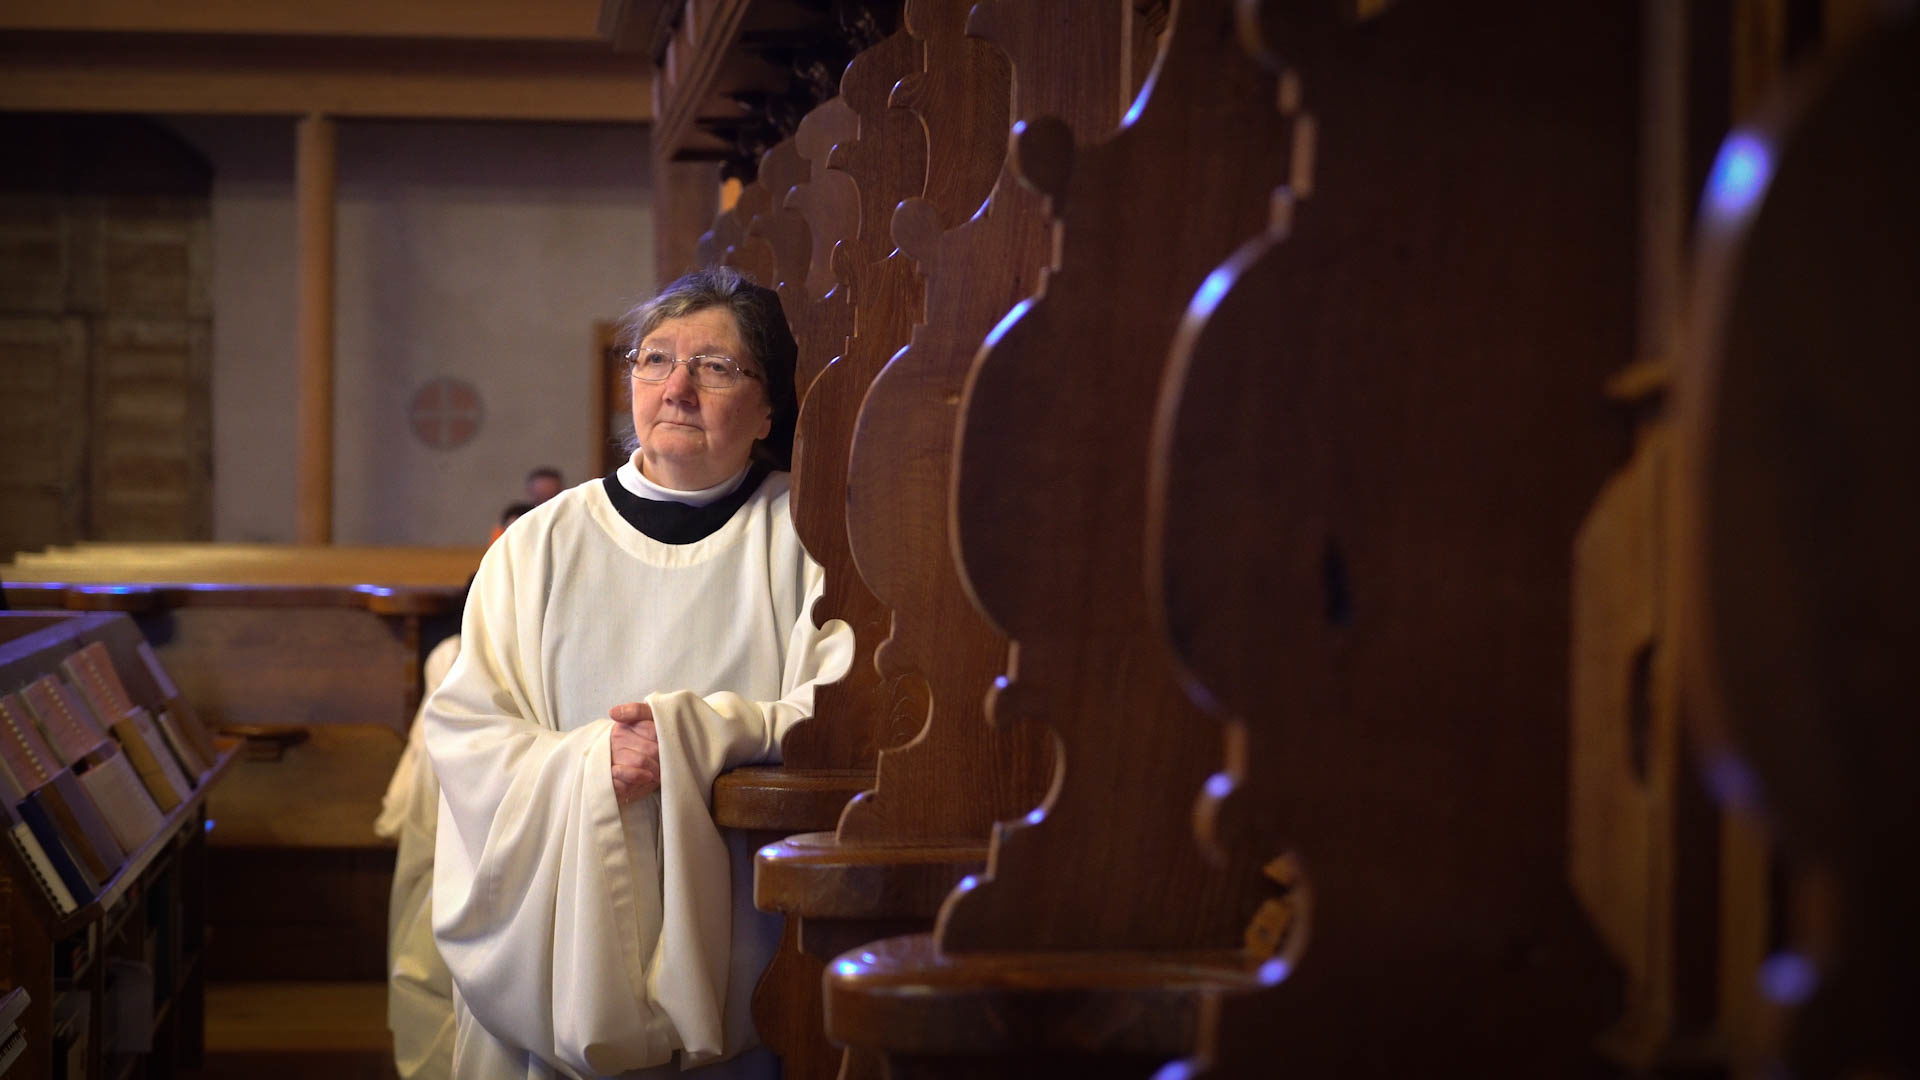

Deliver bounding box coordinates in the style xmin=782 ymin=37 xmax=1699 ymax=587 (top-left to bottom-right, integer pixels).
xmin=630 ymin=307 xmax=773 ymax=490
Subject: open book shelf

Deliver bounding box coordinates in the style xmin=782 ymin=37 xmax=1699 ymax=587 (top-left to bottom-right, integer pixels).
xmin=0 ymin=611 xmax=237 ymax=1080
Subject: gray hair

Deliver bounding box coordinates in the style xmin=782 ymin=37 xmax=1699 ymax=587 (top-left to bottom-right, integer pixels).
xmin=617 ymin=266 xmax=799 ymax=470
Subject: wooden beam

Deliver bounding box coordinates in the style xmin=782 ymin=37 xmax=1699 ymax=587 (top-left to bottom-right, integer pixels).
xmin=295 ymin=113 xmax=336 ymax=545
xmin=0 ymin=33 xmax=654 ymax=122
xmin=0 ymin=0 xmax=613 ymax=42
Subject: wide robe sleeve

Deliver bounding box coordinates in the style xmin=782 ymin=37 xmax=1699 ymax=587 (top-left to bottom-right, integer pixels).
xmin=426 ymin=532 xmax=850 ymax=1078
xmin=642 ymin=559 xmax=850 ymax=1065
xmin=378 ymin=635 xmax=460 ymax=1080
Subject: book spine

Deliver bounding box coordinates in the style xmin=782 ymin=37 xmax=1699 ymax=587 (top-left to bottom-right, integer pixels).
xmin=48 ymin=768 xmax=128 ymax=866
xmin=129 ymin=710 xmax=194 ymax=799
xmin=7 ymin=822 xmax=79 ymax=915
xmin=155 ymin=712 xmax=209 ymax=778
xmin=13 ymin=801 xmax=95 ymax=906
xmin=23 ymin=783 xmax=115 ymax=884
xmin=109 ymin=717 xmax=185 ymax=813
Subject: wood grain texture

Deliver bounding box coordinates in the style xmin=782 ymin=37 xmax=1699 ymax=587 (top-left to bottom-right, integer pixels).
xmin=1678 ymin=13 xmax=1920 ymax=1075
xmin=937 ymin=0 xmax=1293 ymax=955
xmin=719 ymin=175 xmax=777 ymax=286
xmin=824 ymin=932 xmax=1259 ymax=1071
xmin=749 ymin=915 xmax=839 ymax=1080
xmin=837 ymin=0 xmax=1126 ymax=849
xmin=891 ymin=0 xmax=1010 ymax=229
xmin=721 ymin=95 xmax=869 ymax=1079
xmin=788 ymin=99 xmax=860 ymax=305
xmin=1151 ymin=2 xmax=1638 ymax=1073
xmin=750 ymin=12 xmax=1039 ymax=1072
xmin=739 ymin=37 xmax=934 ymax=1079
xmin=768 ymin=108 xmax=856 ymax=402
xmin=782 ymin=25 xmax=933 ymax=774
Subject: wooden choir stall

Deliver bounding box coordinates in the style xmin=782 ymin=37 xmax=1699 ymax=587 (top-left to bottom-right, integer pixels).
xmin=0 ymin=0 xmax=1908 ymax=1077
xmin=651 ymin=0 xmax=1918 ymax=1077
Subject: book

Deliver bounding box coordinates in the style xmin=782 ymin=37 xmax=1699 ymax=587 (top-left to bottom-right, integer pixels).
xmin=13 ymin=799 xmax=96 ymax=906
xmin=22 ymin=783 xmax=114 ymax=885
xmin=19 ymin=675 xmax=113 ymax=768
xmin=169 ymin=698 xmax=221 ymax=770
xmin=76 ymin=746 xmax=165 ymax=853
xmin=0 ymin=750 xmax=29 ymax=825
xmin=40 ymin=767 xmax=126 ymax=873
xmin=60 ymin=643 xmax=138 ymax=731
xmin=155 ymin=709 xmax=209 ymax=777
xmin=0 ymin=692 xmax=61 ymax=789
xmin=108 ymin=709 xmax=191 ymax=812
xmin=8 ymin=821 xmax=79 ymax=914
xmin=136 ymin=640 xmax=223 ymax=766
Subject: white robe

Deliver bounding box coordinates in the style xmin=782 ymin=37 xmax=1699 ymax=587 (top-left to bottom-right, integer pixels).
xmin=425 ymin=466 xmax=852 ymax=1080
xmin=376 ymin=634 xmax=461 ymax=1080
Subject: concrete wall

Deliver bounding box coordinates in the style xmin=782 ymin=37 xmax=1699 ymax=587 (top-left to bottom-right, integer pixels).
xmin=165 ymin=116 xmax=653 ymax=545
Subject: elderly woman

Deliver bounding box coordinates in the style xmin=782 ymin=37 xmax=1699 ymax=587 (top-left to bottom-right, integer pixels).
xmin=425 ymin=267 xmax=851 ymax=1080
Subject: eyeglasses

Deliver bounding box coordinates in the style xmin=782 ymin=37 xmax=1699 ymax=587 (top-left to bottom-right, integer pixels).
xmin=624 ymin=348 xmax=763 ymax=391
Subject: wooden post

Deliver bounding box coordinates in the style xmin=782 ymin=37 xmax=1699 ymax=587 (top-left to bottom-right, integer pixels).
xmin=295 ymin=112 xmax=337 ymax=544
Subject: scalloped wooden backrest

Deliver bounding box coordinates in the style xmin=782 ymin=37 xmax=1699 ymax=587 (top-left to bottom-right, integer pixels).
xmin=721 ymin=178 xmax=777 ymax=285
xmin=836 ymin=0 xmax=1128 ymax=848
xmin=745 ymin=138 xmax=811 ymax=305
xmin=781 ymin=28 xmax=935 ymax=769
xmin=933 ymin=0 xmax=1297 ymax=954
xmin=789 ymin=98 xmax=861 ymax=304
xmin=891 ymin=0 xmax=1011 ymax=228
xmin=763 ymin=114 xmax=856 ymax=399
xmin=1678 ymin=15 xmax=1920 ymax=1076
xmin=762 ymin=101 xmax=860 ymax=767
xmin=1150 ymin=3 xmax=1638 ymax=1071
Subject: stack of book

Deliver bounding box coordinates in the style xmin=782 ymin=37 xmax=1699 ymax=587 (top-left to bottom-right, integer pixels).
xmin=0 ymin=641 xmax=219 ymax=915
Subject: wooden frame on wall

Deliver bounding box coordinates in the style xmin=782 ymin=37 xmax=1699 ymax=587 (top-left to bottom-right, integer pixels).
xmin=594 ymin=319 xmax=630 ymax=476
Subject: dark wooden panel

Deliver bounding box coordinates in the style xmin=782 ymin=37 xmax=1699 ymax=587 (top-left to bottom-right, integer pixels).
xmin=836 ymin=0 xmax=1124 ymax=848
xmin=780 ymin=26 xmax=932 ymax=772
xmin=1678 ymin=14 xmax=1920 ymax=1075
xmin=205 ymin=845 xmax=393 ymax=981
xmin=1154 ymin=1 xmax=1639 ymax=1073
xmin=939 ymin=0 xmax=1296 ymax=954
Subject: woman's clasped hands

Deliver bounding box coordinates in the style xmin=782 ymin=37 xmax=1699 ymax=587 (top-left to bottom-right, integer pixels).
xmin=609 ymin=702 xmax=661 ymax=804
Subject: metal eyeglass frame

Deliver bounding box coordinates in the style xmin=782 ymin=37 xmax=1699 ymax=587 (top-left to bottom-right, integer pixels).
xmin=623 ymin=348 xmax=764 ymax=390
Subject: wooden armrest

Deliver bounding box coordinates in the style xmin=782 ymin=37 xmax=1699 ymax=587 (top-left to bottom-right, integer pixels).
xmin=754 ymin=831 xmax=983 ymax=920
xmin=710 ymin=767 xmax=873 ymax=832
xmin=824 ymin=933 xmax=1266 ymax=1060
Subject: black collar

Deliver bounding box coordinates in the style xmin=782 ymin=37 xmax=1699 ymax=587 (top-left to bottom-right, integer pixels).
xmin=601 ymin=463 xmax=772 ymax=544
